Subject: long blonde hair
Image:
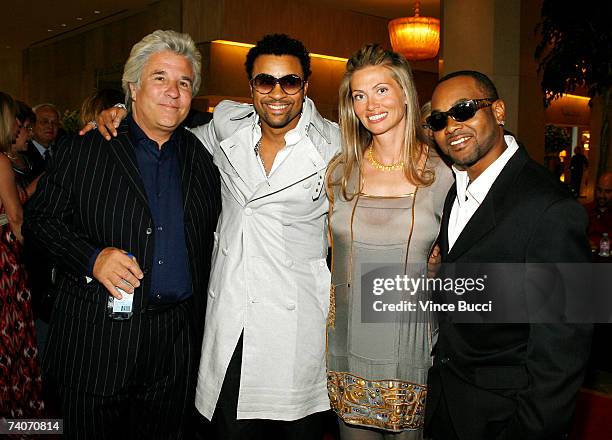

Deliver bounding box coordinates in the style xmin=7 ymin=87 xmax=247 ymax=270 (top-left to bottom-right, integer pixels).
xmin=0 ymin=92 xmax=16 ymax=153
xmin=327 ymin=44 xmax=433 ymax=202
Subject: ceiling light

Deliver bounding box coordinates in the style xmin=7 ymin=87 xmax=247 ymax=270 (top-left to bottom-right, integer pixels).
xmin=76 ymin=17 xmax=83 ymax=21
xmin=388 ymin=0 xmax=440 ymax=61
xmin=94 ymin=10 xmax=101 ymax=14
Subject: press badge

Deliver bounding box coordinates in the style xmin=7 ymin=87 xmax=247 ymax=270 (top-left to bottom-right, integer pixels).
xmin=106 ymin=253 xmax=136 ymax=320
xmin=107 ymin=287 xmax=134 ymax=320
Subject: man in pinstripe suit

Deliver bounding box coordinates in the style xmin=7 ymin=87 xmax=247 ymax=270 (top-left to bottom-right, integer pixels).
xmin=23 ymin=30 xmax=221 ymax=439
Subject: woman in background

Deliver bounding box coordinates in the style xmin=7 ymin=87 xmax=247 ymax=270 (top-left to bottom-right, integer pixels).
xmin=10 ymin=101 xmax=41 ymax=193
xmin=79 ymin=88 xmax=124 ymax=127
xmin=0 ymin=91 xmax=44 ymax=418
xmin=325 ymin=45 xmax=452 ymax=439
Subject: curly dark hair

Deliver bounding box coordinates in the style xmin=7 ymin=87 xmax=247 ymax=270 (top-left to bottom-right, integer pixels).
xmin=245 ymin=34 xmax=311 ymax=81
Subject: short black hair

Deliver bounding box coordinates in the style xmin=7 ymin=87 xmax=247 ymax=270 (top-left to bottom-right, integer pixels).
xmin=16 ymin=100 xmax=35 ymax=124
xmin=245 ymin=34 xmax=311 ymax=81
xmin=438 ymin=70 xmax=499 ymax=100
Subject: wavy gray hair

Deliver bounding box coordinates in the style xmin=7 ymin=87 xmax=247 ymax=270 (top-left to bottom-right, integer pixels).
xmin=122 ymin=30 xmax=201 ymax=110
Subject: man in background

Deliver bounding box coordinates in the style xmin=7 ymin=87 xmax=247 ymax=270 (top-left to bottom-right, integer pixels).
xmin=26 ymin=103 xmax=60 ymax=176
xmin=23 ymin=103 xmax=61 ymax=357
xmin=585 ymin=171 xmax=612 ymax=248
xmin=569 ymin=144 xmax=588 ymax=197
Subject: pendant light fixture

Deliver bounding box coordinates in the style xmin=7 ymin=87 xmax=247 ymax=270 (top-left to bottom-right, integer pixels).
xmin=388 ymin=0 xmax=440 ymax=61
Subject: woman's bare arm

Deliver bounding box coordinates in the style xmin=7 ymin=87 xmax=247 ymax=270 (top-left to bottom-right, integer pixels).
xmin=0 ymin=154 xmax=24 ymax=242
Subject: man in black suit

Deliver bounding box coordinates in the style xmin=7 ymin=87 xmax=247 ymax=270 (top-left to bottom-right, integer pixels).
xmin=423 ymin=71 xmax=592 ymax=440
xmin=23 ymin=30 xmax=221 ymax=439
xmin=23 ymin=103 xmax=59 ymax=340
xmin=25 ymin=103 xmax=60 ymax=176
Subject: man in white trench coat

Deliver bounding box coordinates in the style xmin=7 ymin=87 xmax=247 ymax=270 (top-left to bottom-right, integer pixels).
xmin=191 ymin=34 xmax=340 ymax=439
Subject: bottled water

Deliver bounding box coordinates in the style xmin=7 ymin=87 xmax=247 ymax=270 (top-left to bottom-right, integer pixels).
xmin=599 ymin=232 xmax=610 ymax=257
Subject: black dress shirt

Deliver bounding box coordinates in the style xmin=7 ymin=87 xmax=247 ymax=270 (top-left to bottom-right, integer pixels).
xmin=129 ymin=115 xmax=192 ymax=304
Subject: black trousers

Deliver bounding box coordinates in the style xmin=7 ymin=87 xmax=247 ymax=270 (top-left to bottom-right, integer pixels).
xmin=211 ymin=333 xmax=326 ymax=440
xmin=58 ymin=300 xmax=195 ymax=440
xmin=426 ymin=389 xmax=460 ymax=440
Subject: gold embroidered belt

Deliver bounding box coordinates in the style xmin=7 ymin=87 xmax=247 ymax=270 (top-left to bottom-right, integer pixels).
xmin=327 ymin=371 xmax=427 ymax=432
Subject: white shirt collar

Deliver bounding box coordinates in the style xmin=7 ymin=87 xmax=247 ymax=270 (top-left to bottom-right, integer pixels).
xmin=453 ymin=135 xmax=520 ymax=206
xmin=252 ymin=96 xmax=313 ymax=147
xmin=32 ymin=139 xmax=48 ymax=157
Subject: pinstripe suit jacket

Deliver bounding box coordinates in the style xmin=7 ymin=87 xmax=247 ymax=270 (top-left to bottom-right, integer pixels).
xmin=23 ymin=120 xmax=221 ymax=396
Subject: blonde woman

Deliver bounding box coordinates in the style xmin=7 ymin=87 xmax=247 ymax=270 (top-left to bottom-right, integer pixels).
xmin=0 ymin=91 xmax=44 ymax=417
xmin=326 ymin=45 xmax=452 ymax=439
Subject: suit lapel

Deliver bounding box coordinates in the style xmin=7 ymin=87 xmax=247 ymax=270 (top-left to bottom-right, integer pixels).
xmin=445 ymin=147 xmax=528 ymax=261
xmin=108 ymin=123 xmax=151 ymax=213
xmin=440 ymin=185 xmax=455 ymax=259
xmin=446 ymin=193 xmax=497 ymax=261
xmin=177 ymin=129 xmax=195 ymax=212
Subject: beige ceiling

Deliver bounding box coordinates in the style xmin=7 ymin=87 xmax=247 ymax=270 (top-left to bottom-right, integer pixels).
xmin=2 ymin=0 xmax=153 ymax=50
xmin=1 ymin=0 xmax=440 ymax=51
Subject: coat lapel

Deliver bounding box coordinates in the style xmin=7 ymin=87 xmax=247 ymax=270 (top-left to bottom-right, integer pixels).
xmin=446 ymin=193 xmax=497 ymax=261
xmin=444 ymin=147 xmax=528 ymax=262
xmin=108 ymin=123 xmax=151 ymax=213
xmin=218 ymin=125 xmax=263 ymax=202
xmin=250 ymin=139 xmax=327 ymax=201
xmin=440 ymin=186 xmax=455 ymax=259
xmin=177 ymin=129 xmax=195 ymax=213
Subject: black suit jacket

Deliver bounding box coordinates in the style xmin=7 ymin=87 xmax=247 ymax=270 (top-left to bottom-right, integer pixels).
xmin=22 ymin=141 xmax=55 ymax=320
xmin=23 ymin=121 xmax=221 ymax=395
xmin=24 ymin=140 xmax=47 ymax=177
xmin=424 ymin=146 xmax=592 ymax=440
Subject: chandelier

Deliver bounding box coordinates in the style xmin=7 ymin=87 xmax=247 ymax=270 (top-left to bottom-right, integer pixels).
xmin=388 ymin=0 xmax=440 ymax=61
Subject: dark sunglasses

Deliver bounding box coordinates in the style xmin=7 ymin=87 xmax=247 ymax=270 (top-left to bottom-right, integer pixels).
xmin=426 ymin=98 xmax=495 ymax=132
xmin=250 ymin=74 xmax=305 ymax=95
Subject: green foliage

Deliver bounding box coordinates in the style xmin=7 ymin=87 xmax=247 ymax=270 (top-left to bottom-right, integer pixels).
xmin=535 ymin=0 xmax=612 ymax=178
xmin=535 ymin=0 xmax=611 ymax=105
xmin=61 ymin=109 xmax=81 ymax=135
xmin=544 ymin=125 xmax=571 ymax=154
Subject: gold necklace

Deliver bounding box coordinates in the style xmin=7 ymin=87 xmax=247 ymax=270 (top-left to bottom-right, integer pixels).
xmin=366 ymin=145 xmax=404 ymax=171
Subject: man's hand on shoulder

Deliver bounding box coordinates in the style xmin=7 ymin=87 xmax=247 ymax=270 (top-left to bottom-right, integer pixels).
xmin=79 ymin=105 xmax=128 ymax=140
xmin=93 ymin=247 xmax=144 ymax=298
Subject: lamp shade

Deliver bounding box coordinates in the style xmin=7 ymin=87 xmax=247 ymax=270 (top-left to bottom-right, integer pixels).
xmin=388 ymin=16 xmax=440 ymax=61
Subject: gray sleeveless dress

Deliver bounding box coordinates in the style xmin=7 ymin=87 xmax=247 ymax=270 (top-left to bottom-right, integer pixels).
xmin=327 ymin=155 xmax=453 ymax=435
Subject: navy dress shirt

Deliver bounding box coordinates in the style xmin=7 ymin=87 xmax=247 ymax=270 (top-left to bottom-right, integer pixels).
xmin=128 ymin=115 xmax=192 ymax=304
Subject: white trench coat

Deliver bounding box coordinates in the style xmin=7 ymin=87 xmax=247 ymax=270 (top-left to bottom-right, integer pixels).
xmin=190 ymin=98 xmax=340 ymax=420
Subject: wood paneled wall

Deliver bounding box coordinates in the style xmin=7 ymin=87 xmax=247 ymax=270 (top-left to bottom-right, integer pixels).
xmin=0 ymin=50 xmax=23 ymax=99
xmin=22 ymin=0 xmax=181 ymax=112
xmin=183 ymin=0 xmax=391 ymax=59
